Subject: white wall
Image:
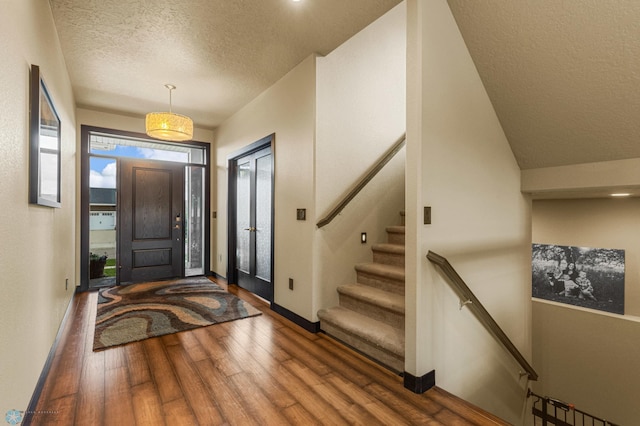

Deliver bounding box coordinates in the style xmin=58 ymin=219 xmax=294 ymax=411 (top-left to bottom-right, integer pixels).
xmin=532 ymin=198 xmax=640 ymax=424
xmin=314 ymin=2 xmax=406 ymax=316
xmin=213 ymin=55 xmax=317 ymax=319
xmin=406 ymin=1 xmax=532 ymax=423
xmin=0 ymin=0 xmax=76 ymax=415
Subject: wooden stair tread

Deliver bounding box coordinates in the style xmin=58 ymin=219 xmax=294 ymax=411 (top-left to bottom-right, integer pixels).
xmin=318 ymin=306 xmax=404 ymax=357
xmin=338 ymin=284 xmax=404 ymax=314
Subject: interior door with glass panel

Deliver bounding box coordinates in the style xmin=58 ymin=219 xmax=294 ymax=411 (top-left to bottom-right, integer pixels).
xmin=235 ymin=146 xmax=273 ymax=301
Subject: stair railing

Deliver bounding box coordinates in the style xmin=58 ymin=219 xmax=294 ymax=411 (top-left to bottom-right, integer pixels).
xmin=427 ymin=250 xmax=538 ymax=381
xmin=528 ymin=390 xmax=619 ymax=425
xmin=316 ymin=134 xmax=406 ymax=228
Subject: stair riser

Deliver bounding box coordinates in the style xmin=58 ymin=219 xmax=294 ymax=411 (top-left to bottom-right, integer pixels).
xmin=356 ymin=271 xmax=404 ymax=295
xmin=372 ymin=251 xmax=404 ymax=267
xmin=320 ymin=322 xmax=404 ymax=373
xmin=387 ymin=233 xmax=405 ymax=245
xmin=339 ymin=294 xmax=404 ymax=329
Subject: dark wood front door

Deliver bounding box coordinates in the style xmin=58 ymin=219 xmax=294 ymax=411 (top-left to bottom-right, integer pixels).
xmin=119 ymin=158 xmax=184 ymax=284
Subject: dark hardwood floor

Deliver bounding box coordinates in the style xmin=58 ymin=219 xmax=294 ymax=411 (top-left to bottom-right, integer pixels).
xmin=27 ymin=278 xmax=509 ymax=425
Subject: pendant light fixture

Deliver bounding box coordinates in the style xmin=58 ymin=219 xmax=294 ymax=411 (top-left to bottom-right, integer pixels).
xmin=145 ymin=84 xmax=194 ymax=141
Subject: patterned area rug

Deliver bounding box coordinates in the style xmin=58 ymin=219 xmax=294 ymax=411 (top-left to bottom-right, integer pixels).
xmin=93 ymin=276 xmax=261 ymax=351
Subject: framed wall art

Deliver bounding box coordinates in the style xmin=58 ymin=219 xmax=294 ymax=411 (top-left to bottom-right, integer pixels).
xmin=532 ymin=243 xmax=625 ymax=314
xmin=29 ymin=64 xmax=61 ymax=208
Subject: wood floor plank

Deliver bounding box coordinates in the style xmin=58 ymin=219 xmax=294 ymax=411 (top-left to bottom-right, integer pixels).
xmin=327 ymin=374 xmax=411 ymax=426
xmin=364 ymin=381 xmax=444 ymax=423
xmin=219 ymin=321 xmax=297 ymax=409
xmin=429 ymin=387 xmax=509 ymax=425
xmin=131 ymin=382 xmax=166 ymax=426
xmin=104 ymin=366 xmax=135 ymax=425
xmin=41 ymin=296 xmax=89 ymax=403
xmin=175 ymin=329 xmax=209 ymax=362
xmin=193 ymin=327 xmax=243 ymax=377
xmin=124 ymin=343 xmax=152 ymax=387
xmin=194 ymin=359 xmax=258 ymax=426
xmin=283 ymin=359 xmax=381 ymax=425
xmin=227 ymin=371 xmax=291 ymax=425
xmin=104 ymin=345 xmax=127 ymax=371
xmin=28 ymin=282 xmax=511 ymax=426
xmin=74 ymin=350 xmax=105 ymax=426
xmin=275 ymin=324 xmax=371 ymax=383
xmin=142 ymin=337 xmax=184 ymax=404
xmin=162 ymin=397 xmax=198 ymax=425
xmin=164 ymin=344 xmax=225 ymax=425
xmin=282 ymin=403 xmax=322 ymax=426
xmin=29 ymin=394 xmax=76 ymax=425
xmin=272 ymin=362 xmax=350 ymax=425
xmin=160 ymin=333 xmax=180 ymax=346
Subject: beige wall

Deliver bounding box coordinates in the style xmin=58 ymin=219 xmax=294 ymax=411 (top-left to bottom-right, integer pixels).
xmin=76 ymin=108 xmax=214 ymax=143
xmin=406 ymin=0 xmax=532 ymax=423
xmin=213 ymin=55 xmax=317 ymax=319
xmin=314 ymin=2 xmax=406 ymax=317
xmin=0 ymin=0 xmax=77 ymax=414
xmin=532 ymin=198 xmax=640 ymax=424
xmin=523 ymin=158 xmax=640 ymax=195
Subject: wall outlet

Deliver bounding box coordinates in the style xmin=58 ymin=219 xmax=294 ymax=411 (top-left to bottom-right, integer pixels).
xmin=289 ymin=278 xmax=294 ymax=290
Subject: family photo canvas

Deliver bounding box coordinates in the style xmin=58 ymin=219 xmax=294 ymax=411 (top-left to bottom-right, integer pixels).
xmin=532 ymin=244 xmax=625 ymax=314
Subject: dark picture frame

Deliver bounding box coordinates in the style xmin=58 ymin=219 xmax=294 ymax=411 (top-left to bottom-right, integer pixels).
xmin=29 ymin=64 xmax=62 ymax=208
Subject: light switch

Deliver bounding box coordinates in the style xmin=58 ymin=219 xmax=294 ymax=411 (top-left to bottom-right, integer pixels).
xmin=424 ymin=206 xmax=431 ymax=224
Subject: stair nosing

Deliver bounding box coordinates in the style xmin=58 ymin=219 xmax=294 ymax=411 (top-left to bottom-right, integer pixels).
xmin=355 ymin=262 xmax=405 ymax=280
xmin=386 ymin=225 xmax=405 ymax=233
xmin=318 ymin=306 xmax=404 ymax=357
xmin=338 ymin=283 xmax=404 ymax=314
xmin=371 ymin=243 xmax=405 ymax=254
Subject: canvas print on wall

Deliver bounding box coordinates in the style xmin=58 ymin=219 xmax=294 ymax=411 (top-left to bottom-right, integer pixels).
xmin=532 ymin=244 xmax=624 ymax=315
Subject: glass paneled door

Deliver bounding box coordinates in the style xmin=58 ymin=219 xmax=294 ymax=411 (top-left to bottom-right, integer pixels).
xmin=234 ymin=146 xmax=273 ymax=301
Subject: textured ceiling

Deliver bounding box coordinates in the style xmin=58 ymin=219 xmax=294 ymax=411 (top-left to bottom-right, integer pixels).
xmin=447 ymin=0 xmax=640 ymax=169
xmin=50 ymin=1 xmax=640 ymax=170
xmin=49 ymin=0 xmax=401 ymax=129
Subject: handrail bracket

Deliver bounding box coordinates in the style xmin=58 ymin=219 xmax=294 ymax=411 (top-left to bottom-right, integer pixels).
xmin=459 ymin=299 xmax=473 ymax=310
xmin=427 ymin=250 xmax=538 ymax=381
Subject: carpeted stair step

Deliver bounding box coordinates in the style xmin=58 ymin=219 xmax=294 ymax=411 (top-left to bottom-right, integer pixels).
xmin=372 ymin=243 xmax=405 ymax=267
xmin=337 ymin=284 xmax=404 ymax=329
xmin=386 ymin=225 xmax=405 ymax=245
xmin=318 ymin=306 xmax=404 ymax=373
xmin=355 ymin=262 xmax=405 ymax=295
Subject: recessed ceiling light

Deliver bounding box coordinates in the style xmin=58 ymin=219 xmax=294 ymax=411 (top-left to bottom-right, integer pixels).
xmin=610 ymin=193 xmax=631 ymax=197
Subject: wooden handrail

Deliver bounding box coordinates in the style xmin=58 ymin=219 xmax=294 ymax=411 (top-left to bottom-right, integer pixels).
xmin=316 ymin=134 xmax=406 ymax=228
xmin=427 ymin=251 xmax=538 ymax=381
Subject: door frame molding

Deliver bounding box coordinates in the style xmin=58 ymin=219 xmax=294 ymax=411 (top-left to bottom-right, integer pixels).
xmin=226 ymin=133 xmax=275 ymax=297
xmin=80 ymin=125 xmax=210 ymax=292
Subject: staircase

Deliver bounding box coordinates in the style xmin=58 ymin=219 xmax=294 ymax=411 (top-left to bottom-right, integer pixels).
xmin=318 ymin=213 xmax=405 ymax=373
